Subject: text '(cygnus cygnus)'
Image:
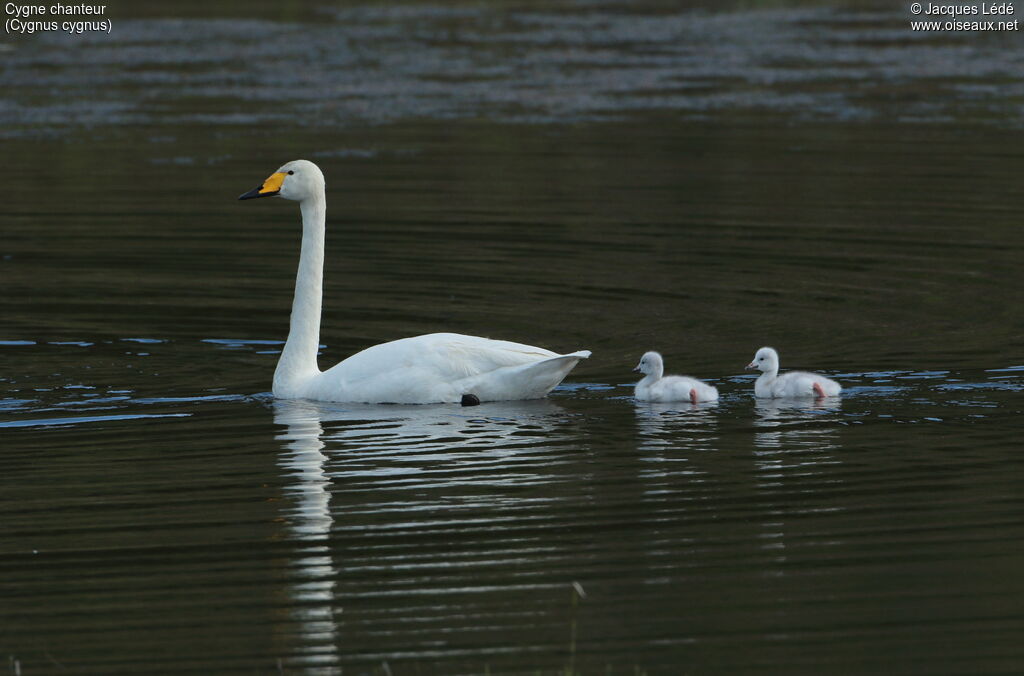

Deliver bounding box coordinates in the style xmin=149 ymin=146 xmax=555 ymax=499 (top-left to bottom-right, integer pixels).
xmin=239 ymin=160 xmax=590 ymax=404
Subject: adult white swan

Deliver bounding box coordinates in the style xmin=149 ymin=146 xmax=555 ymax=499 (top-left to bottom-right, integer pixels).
xmin=239 ymin=159 xmax=590 ymax=404
xmin=746 ymin=347 xmax=841 ymax=398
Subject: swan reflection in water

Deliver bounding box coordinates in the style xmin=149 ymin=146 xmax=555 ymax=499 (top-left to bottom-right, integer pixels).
xmin=274 ymin=400 xmax=340 ymax=671
xmin=272 ymin=397 xmax=574 ymax=670
xmin=752 ymin=396 xmax=843 ymax=452
xmin=631 ymin=400 xmax=721 ymax=490
xmin=633 ymin=399 xmax=720 ymax=453
xmin=751 ymin=397 xmax=844 ymax=567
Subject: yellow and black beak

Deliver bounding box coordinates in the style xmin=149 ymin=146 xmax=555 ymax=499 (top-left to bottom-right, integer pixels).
xmin=239 ymin=172 xmax=287 ymax=200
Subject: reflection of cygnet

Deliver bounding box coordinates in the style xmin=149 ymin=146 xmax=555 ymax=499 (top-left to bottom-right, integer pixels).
xmin=633 ymin=351 xmax=719 ymax=403
xmin=746 ymin=346 xmax=842 ymax=398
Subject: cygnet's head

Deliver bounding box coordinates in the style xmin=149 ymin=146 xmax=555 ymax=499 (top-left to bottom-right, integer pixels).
xmin=633 ymin=351 xmax=664 ymax=376
xmin=746 ymin=346 xmax=779 ymax=372
xmin=239 ymin=159 xmax=325 ymax=202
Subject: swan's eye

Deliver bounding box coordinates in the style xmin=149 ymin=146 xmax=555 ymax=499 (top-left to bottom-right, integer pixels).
xmin=287 ymin=170 xmax=294 ymax=175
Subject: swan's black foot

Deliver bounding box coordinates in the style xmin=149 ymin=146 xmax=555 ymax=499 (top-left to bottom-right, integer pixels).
xmin=461 ymin=394 xmax=480 ymax=407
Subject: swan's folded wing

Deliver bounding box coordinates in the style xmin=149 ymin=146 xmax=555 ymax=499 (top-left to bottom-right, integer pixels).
xmin=319 ymin=333 xmax=587 ymax=403
xmin=428 ymin=333 xmax=563 ymax=380
xmin=460 ymin=349 xmax=592 ymax=401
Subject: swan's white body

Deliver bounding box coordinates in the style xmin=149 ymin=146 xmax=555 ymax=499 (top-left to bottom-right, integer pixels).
xmin=633 ymin=351 xmax=718 ymax=404
xmin=241 ymin=160 xmax=590 ymax=404
xmin=295 ymin=332 xmax=590 ymax=404
xmin=746 ymin=347 xmax=841 ymax=398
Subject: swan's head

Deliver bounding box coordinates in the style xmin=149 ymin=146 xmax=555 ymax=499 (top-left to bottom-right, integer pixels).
xmin=239 ymin=159 xmax=325 ymax=202
xmin=633 ymin=351 xmax=663 ymax=376
xmin=746 ymin=346 xmax=779 ymax=372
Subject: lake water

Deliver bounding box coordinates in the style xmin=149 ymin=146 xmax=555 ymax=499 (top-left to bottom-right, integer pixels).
xmin=2 ymin=2 xmax=1023 ymax=674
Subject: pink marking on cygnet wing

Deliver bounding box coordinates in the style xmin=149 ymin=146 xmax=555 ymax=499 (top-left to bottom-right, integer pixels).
xmin=690 ymin=388 xmax=698 ymax=404
xmin=813 ymin=382 xmax=825 ymax=398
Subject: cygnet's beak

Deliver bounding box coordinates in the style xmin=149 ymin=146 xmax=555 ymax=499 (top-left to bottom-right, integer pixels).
xmin=632 ymin=364 xmax=642 ymax=373
xmin=239 ymin=172 xmax=286 ymax=200
xmin=745 ymin=361 xmax=757 ymax=370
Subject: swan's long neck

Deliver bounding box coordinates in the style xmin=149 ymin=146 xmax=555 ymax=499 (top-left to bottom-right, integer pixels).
xmin=756 ymin=362 xmax=778 ymax=389
xmin=274 ymin=192 xmax=326 ymax=397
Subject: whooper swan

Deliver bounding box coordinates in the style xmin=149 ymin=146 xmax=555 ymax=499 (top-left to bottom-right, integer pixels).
xmin=239 ymin=160 xmax=590 ymax=405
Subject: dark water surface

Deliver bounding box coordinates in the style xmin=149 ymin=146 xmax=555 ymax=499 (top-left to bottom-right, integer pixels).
xmin=3 ymin=2 xmax=1024 ymax=674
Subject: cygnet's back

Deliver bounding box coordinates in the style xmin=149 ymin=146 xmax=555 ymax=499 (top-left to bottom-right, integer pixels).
xmin=641 ymin=375 xmax=720 ymax=403
xmin=770 ymin=370 xmax=842 ymax=397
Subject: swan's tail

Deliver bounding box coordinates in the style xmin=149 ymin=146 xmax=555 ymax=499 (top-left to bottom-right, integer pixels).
xmin=469 ymin=350 xmax=591 ymax=402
